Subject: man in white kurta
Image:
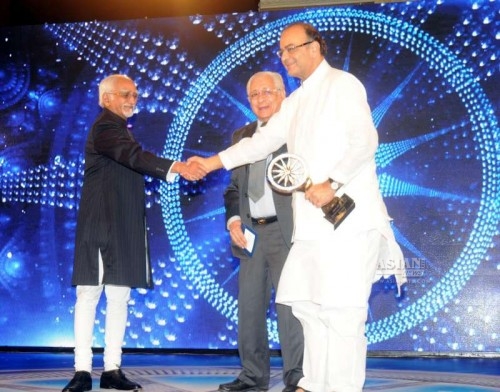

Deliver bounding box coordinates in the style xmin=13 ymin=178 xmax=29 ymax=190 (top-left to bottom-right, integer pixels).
xmin=192 ymin=22 xmax=406 ymax=392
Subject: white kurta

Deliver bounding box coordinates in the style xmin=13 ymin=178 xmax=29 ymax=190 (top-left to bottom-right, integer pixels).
xmin=219 ymin=60 xmax=406 ymax=306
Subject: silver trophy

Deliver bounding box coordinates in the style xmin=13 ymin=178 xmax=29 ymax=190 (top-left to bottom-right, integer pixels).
xmin=267 ymin=153 xmax=355 ymax=229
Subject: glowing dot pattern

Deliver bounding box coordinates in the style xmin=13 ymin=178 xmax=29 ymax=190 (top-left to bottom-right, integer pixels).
xmin=0 ymin=0 xmax=497 ymax=350
xmin=161 ymin=6 xmax=499 ymax=345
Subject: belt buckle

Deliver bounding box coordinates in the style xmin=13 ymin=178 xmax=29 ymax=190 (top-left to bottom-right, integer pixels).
xmin=257 ymin=218 xmax=266 ymax=225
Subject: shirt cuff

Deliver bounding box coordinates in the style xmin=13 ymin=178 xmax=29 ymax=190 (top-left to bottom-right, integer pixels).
xmin=227 ymin=215 xmax=241 ymax=231
xmin=166 ymin=162 xmax=180 ymax=182
xmin=219 ymin=151 xmax=234 ymax=170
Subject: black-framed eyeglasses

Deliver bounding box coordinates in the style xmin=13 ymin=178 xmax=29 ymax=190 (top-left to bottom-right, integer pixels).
xmin=248 ymin=88 xmax=281 ymax=100
xmin=276 ymin=41 xmax=314 ymax=58
xmin=106 ymin=90 xmax=139 ymax=100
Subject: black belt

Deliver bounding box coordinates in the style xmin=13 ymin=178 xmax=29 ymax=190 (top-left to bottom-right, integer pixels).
xmin=251 ymin=216 xmax=278 ymax=225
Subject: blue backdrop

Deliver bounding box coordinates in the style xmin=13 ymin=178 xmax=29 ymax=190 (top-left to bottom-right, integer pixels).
xmin=0 ymin=0 xmax=498 ymax=353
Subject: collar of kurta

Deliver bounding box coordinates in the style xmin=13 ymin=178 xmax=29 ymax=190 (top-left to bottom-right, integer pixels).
xmin=300 ymin=59 xmax=330 ymax=91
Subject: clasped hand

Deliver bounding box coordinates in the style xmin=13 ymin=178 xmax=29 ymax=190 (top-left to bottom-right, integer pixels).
xmin=176 ymin=160 xmax=208 ymax=181
xmin=304 ymin=181 xmax=336 ymax=208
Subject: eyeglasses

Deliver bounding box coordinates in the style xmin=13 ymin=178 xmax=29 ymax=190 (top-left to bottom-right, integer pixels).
xmin=248 ymin=88 xmax=281 ymax=100
xmin=106 ymin=90 xmax=139 ymax=100
xmin=276 ymin=41 xmax=314 ymax=58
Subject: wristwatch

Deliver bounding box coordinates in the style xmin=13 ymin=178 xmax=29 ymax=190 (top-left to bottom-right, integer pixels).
xmin=328 ymin=178 xmax=343 ymax=191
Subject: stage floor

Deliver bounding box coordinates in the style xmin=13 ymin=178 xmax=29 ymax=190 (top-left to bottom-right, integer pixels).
xmin=0 ymin=352 xmax=498 ymax=391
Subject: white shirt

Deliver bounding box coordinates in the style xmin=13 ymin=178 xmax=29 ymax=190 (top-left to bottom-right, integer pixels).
xmin=248 ymin=154 xmax=277 ymax=219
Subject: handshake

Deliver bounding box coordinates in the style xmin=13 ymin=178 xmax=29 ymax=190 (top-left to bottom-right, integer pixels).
xmin=173 ymin=155 xmax=221 ymax=181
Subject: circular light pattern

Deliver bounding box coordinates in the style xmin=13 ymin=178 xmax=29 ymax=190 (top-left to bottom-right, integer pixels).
xmin=0 ymin=51 xmax=30 ymax=110
xmin=161 ymin=8 xmax=499 ymax=343
xmin=0 ymin=2 xmax=498 ymax=350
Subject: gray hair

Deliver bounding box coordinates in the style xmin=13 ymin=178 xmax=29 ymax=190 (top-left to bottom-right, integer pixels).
xmin=246 ymin=71 xmax=286 ymax=95
xmin=98 ymin=74 xmax=133 ymax=107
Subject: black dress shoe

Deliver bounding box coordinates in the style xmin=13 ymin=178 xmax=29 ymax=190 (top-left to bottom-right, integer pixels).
xmin=282 ymin=385 xmax=297 ymax=392
xmin=218 ymin=378 xmax=263 ymax=392
xmin=62 ymin=371 xmax=92 ymax=392
xmin=100 ymin=369 xmax=142 ymax=391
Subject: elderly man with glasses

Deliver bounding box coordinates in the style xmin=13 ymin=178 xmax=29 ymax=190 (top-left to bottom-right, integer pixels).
xmin=62 ymin=74 xmax=206 ymax=392
xmin=219 ymin=71 xmax=304 ymax=392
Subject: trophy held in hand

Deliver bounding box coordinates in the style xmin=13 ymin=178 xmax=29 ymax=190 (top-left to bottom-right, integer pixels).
xmin=266 ymin=153 xmax=355 ymax=229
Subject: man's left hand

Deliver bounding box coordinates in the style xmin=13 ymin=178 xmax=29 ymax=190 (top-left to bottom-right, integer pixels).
xmin=304 ymin=180 xmax=335 ymax=208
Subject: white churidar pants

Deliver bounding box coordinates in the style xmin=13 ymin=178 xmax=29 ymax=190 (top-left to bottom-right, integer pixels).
xmin=293 ymin=303 xmax=368 ymax=392
xmin=278 ymin=230 xmax=382 ymax=392
xmin=74 ymin=251 xmax=131 ymax=372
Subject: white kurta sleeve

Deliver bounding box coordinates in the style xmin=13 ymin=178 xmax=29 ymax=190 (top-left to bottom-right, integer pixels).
xmin=219 ymin=106 xmax=289 ymax=170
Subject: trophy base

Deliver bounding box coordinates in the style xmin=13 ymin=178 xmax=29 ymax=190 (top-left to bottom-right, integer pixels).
xmin=322 ymin=194 xmax=355 ymax=229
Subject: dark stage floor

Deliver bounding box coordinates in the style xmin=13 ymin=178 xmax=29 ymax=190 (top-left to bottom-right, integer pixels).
xmin=0 ymin=351 xmax=498 ymax=391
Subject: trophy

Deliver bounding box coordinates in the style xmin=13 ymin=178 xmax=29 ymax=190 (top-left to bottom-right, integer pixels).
xmin=266 ymin=153 xmax=355 ymax=229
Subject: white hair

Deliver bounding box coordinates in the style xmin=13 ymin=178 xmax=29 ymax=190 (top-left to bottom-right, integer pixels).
xmin=246 ymin=71 xmax=286 ymax=94
xmin=97 ymin=74 xmax=133 ymax=107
